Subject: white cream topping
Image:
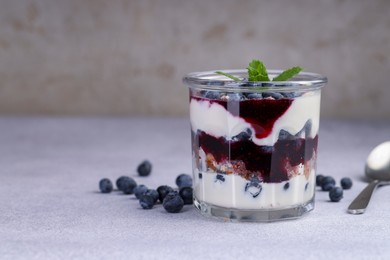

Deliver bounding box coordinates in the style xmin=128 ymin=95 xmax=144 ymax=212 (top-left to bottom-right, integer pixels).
xmin=189 ymin=99 xmax=249 ymax=138
xmin=190 ymin=91 xmax=321 ymax=146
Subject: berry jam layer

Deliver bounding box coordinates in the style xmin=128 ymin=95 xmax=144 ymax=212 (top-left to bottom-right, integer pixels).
xmin=193 ymin=130 xmax=318 ymax=183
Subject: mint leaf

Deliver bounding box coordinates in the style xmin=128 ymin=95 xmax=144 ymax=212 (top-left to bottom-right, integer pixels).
xmin=215 ymin=71 xmax=240 ymax=81
xmin=216 ymin=61 xmax=303 ymax=83
xmin=247 ymin=60 xmax=270 ymax=81
xmin=272 ymin=66 xmax=303 ymax=81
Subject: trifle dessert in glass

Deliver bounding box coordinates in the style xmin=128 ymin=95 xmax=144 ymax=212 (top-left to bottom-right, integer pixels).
xmin=183 ymin=66 xmax=327 ymax=222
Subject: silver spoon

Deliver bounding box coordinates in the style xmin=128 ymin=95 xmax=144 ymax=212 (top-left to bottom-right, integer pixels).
xmin=348 ymin=141 xmax=390 ymax=214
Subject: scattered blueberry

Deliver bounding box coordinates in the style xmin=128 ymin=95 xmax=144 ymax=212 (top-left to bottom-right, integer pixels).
xmin=121 ymin=177 xmax=137 ymax=194
xmin=116 ymin=176 xmax=131 ymax=191
xmin=145 ymin=189 xmax=159 ymax=203
xmin=340 ymin=177 xmax=353 ymax=190
xmin=329 ymin=187 xmax=343 ymax=202
xmin=321 ymin=182 xmax=335 ymax=192
xmin=283 ymin=182 xmax=290 ymax=190
xmin=157 ymin=185 xmax=174 ymax=203
xmin=137 ymin=160 xmax=152 ymax=177
xmin=321 ymin=176 xmax=336 ymax=191
xmin=176 ymin=174 xmax=193 ymax=189
xmin=198 ymin=172 xmax=203 ymax=179
xmin=263 ymin=92 xmax=284 ymax=100
xmin=163 ymin=191 xmax=184 ymax=213
xmin=316 ymin=174 xmax=325 ymax=187
xmin=232 ymin=128 xmax=252 ymax=141
xmin=245 ymin=177 xmax=262 ymax=198
xmin=139 ymin=194 xmax=155 ymax=209
xmin=245 ymin=93 xmax=263 ymax=99
xmin=179 ymin=187 xmax=193 ymax=205
xmin=99 ymin=178 xmax=113 ymax=193
xmin=134 ymin=185 xmax=148 ymax=199
xmin=215 ymin=174 xmax=225 ymax=182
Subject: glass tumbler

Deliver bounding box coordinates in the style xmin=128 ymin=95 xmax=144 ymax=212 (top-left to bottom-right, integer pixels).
xmin=183 ymin=70 xmax=327 ymax=222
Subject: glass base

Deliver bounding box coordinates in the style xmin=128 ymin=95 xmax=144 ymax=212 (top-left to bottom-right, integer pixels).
xmin=193 ymin=197 xmax=314 ymax=222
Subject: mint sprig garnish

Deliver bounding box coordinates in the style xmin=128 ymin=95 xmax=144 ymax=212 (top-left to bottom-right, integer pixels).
xmin=215 ymin=59 xmax=303 ymax=82
xmin=247 ymin=60 xmax=270 ymax=81
xmin=215 ymin=71 xmax=241 ymax=81
xmin=271 ymin=66 xmax=303 ymax=81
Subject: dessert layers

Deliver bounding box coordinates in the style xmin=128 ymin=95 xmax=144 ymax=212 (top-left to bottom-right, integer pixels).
xmin=190 ymin=91 xmax=321 ymax=209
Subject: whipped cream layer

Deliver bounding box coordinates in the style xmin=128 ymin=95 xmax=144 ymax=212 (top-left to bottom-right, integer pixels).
xmin=190 ymin=91 xmax=321 ymax=146
xmin=194 ymin=170 xmax=315 ymax=209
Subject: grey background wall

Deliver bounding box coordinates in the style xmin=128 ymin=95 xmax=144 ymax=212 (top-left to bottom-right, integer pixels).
xmin=0 ymin=0 xmax=389 ymax=119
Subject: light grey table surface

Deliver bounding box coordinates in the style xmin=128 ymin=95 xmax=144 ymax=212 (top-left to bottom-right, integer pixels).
xmin=1 ymin=117 xmax=390 ymax=260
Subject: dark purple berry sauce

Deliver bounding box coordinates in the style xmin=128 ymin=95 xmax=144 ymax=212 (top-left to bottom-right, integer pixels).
xmin=193 ymin=131 xmax=318 ymax=183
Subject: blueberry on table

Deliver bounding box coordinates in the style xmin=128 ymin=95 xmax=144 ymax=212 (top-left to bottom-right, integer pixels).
xmin=179 ymin=187 xmax=193 ymax=205
xmin=134 ymin=185 xmax=148 ymax=199
xmin=157 ymin=185 xmax=174 ymax=203
xmin=99 ymin=178 xmax=113 ymax=193
xmin=120 ymin=177 xmax=137 ymax=194
xmin=329 ymin=187 xmax=343 ymax=202
xmin=145 ymin=189 xmax=159 ymax=203
xmin=139 ymin=194 xmax=155 ymax=209
xmin=175 ymin=174 xmax=193 ymax=189
xmin=321 ymin=176 xmax=336 ymax=191
xmin=316 ymin=174 xmax=325 ymax=187
xmin=137 ymin=160 xmax=152 ymax=177
xmin=116 ymin=176 xmax=131 ymax=191
xmin=163 ymin=191 xmax=184 ymax=213
xmin=340 ymin=177 xmax=353 ymax=190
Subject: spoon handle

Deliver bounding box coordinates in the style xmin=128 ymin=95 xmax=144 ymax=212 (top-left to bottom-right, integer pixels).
xmin=347 ymin=180 xmax=380 ymax=214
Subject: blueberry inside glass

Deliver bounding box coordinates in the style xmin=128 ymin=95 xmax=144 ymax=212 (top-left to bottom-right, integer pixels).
xmin=183 ymin=70 xmax=327 ymax=222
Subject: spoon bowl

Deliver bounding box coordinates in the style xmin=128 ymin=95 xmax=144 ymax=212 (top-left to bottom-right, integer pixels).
xmin=348 ymin=141 xmax=390 ymax=214
xmin=365 ymin=141 xmax=390 ymax=181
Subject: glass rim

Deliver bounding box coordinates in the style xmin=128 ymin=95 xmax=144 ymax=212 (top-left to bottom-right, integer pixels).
xmin=183 ymin=69 xmax=327 ymax=92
